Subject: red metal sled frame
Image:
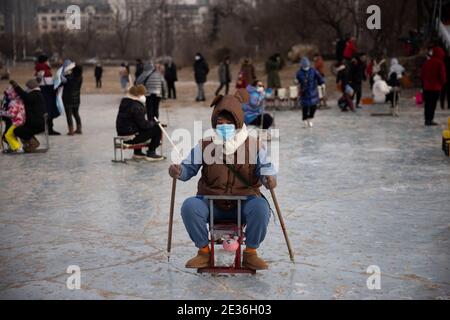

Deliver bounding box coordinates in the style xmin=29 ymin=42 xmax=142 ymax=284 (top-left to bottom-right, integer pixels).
xmin=198 ymin=196 xmax=256 ymax=275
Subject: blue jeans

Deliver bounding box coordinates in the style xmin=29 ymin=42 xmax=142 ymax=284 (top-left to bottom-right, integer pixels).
xmin=181 ymin=196 xmax=271 ymax=249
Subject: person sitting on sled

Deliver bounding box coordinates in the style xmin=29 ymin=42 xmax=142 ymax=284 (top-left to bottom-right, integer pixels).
xmin=168 ymin=89 xmax=277 ymax=271
xmin=115 ymin=84 xmax=164 ymax=162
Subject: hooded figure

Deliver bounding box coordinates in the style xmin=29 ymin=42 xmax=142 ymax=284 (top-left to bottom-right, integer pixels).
xmin=168 ymin=89 xmax=277 ymax=271
xmin=115 ymin=84 xmax=164 ymax=161
xmin=296 ymin=57 xmax=325 ymax=125
xmin=389 ymin=58 xmax=405 ymax=80
xmin=421 ymin=47 xmax=447 ymax=125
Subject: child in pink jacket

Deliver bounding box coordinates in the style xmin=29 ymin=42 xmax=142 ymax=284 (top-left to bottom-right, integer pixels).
xmin=1 ymin=86 xmax=26 ymax=152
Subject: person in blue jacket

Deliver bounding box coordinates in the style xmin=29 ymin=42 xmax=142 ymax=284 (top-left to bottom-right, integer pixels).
xmin=296 ymin=57 xmax=324 ymax=128
xmin=242 ymin=80 xmax=274 ymax=130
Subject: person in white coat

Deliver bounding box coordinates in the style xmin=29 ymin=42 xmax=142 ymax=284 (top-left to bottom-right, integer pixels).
xmin=372 ymin=75 xmax=392 ymax=104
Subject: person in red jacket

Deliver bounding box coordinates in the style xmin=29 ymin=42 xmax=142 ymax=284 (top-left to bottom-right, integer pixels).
xmin=343 ymin=36 xmax=358 ymax=61
xmin=421 ymin=46 xmax=447 ymax=126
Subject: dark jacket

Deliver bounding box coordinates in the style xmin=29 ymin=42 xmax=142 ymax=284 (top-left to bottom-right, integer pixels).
xmin=350 ymin=58 xmax=367 ymax=86
xmin=164 ymin=62 xmax=178 ymax=82
xmin=421 ymin=47 xmax=447 ymax=91
xmin=95 ymin=66 xmax=103 ymax=79
xmin=63 ymin=74 xmax=83 ymax=106
xmin=336 ymin=38 xmax=346 ymax=62
xmin=116 ymin=97 xmax=154 ymax=136
xmin=218 ymin=62 xmax=231 ymax=84
xmin=13 ymin=86 xmax=46 ymax=130
xmin=194 ymin=57 xmax=209 ymax=84
xmin=135 ymin=62 xmax=144 ymax=80
xmin=266 ymin=58 xmax=282 ymax=89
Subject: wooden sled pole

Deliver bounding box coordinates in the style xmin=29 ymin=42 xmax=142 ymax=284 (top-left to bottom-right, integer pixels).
xmin=270 ymin=188 xmax=295 ymax=264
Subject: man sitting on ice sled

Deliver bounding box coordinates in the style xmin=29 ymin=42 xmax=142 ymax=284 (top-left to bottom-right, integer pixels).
xmin=168 ymin=89 xmax=277 ymax=271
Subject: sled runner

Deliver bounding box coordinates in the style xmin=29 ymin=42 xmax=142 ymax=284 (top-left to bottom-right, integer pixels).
xmin=370 ymin=87 xmax=400 ymax=117
xmin=112 ymin=127 xmax=166 ymax=164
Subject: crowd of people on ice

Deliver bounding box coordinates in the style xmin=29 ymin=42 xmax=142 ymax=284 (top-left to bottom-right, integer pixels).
xmin=334 ymin=34 xmax=449 ymax=126
xmin=1 ymin=55 xmax=84 ymax=153
xmin=1 ymin=39 xmax=449 ymax=156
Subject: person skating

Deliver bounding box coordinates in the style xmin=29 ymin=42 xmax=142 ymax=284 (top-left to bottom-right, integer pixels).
xmin=95 ymin=63 xmax=103 ymax=89
xmin=296 ymin=57 xmax=325 ymax=128
xmin=168 ymin=89 xmax=277 ymax=270
xmin=35 ymin=55 xmax=61 ymax=136
xmin=62 ymin=65 xmax=83 ymax=135
xmin=9 ymin=79 xmax=46 ymax=153
xmin=215 ymin=56 xmax=232 ymax=96
xmin=421 ymin=46 xmax=447 ymax=126
xmin=115 ymin=85 xmax=164 ymax=162
xmin=164 ymin=57 xmax=178 ymax=100
xmin=194 ymin=53 xmax=209 ymax=102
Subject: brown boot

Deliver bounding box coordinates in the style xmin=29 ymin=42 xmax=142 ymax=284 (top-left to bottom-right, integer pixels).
xmin=67 ymin=125 xmax=75 ymax=136
xmin=75 ymin=124 xmax=82 ymax=135
xmin=243 ymin=250 xmax=269 ymax=270
xmin=185 ymin=249 xmax=211 ymax=269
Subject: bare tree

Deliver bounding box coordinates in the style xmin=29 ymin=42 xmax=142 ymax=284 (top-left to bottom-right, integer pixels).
xmin=111 ymin=2 xmax=137 ymax=58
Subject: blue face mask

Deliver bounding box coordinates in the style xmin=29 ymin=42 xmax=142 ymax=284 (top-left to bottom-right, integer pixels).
xmin=216 ymin=124 xmax=236 ymax=141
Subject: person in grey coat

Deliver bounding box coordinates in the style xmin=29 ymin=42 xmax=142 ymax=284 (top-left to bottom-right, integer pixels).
xmin=215 ymin=56 xmax=232 ymax=96
xmin=135 ymin=62 xmax=167 ymax=122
